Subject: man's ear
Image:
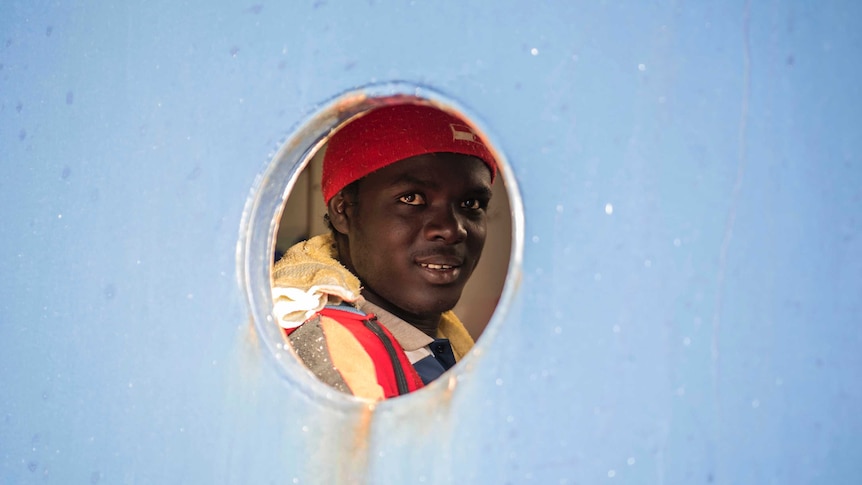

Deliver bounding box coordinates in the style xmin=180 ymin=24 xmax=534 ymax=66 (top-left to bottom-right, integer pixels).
xmin=326 ymin=191 xmax=351 ymax=235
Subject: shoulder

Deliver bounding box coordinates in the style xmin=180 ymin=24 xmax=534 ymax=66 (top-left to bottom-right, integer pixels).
xmin=287 ymin=306 xmax=423 ymax=400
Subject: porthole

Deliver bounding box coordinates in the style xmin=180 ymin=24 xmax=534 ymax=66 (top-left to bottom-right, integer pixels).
xmin=238 ymin=82 xmax=523 ymax=404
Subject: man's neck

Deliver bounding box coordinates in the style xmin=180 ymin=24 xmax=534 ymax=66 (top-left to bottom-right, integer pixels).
xmin=360 ymin=288 xmax=440 ymax=338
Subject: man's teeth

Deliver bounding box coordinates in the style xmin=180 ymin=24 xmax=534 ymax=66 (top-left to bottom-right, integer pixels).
xmin=421 ymin=263 xmax=454 ymax=270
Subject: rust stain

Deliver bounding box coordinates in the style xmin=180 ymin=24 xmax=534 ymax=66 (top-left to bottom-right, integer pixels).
xmin=333 ymin=92 xmax=368 ymax=113
xmin=351 ymin=402 xmax=375 ymax=454
xmin=245 ymin=317 xmax=260 ymax=348
xmin=332 ymin=402 xmax=376 ymax=484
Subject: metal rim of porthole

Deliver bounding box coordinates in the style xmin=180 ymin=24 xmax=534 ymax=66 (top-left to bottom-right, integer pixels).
xmin=238 ymin=81 xmax=524 ymax=410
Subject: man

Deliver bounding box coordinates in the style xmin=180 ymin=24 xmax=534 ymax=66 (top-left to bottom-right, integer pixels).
xmin=271 ymin=104 xmax=496 ymax=400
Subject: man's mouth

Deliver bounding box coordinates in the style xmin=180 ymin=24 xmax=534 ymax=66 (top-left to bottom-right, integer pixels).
xmin=420 ymin=263 xmax=458 ymax=271
xmin=415 ymin=255 xmax=464 ymax=284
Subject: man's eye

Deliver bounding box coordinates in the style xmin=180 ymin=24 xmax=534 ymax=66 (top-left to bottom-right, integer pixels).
xmin=462 ymin=199 xmax=485 ymax=210
xmin=399 ymin=193 xmax=425 ymax=205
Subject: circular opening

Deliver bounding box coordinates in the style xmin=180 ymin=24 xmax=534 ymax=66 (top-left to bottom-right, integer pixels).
xmin=239 ymin=82 xmax=524 ymax=404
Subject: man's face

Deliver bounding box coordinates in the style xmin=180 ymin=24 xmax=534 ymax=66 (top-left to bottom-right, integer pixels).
xmin=339 ymin=153 xmax=493 ymax=320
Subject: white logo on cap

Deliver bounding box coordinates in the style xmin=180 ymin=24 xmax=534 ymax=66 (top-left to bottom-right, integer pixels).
xmin=450 ymin=123 xmax=479 ymax=143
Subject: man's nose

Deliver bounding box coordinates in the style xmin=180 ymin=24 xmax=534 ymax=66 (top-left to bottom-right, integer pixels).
xmin=424 ymin=204 xmax=467 ymax=243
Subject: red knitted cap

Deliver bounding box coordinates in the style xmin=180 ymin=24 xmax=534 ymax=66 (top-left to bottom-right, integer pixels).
xmin=321 ymin=104 xmax=497 ymax=203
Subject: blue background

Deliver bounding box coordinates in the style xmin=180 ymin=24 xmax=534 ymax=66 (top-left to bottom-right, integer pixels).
xmin=2 ymin=1 xmax=860 ymax=483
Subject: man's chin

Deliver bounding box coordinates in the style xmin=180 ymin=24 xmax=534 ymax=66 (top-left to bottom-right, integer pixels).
xmin=371 ymin=286 xmax=463 ymax=320
xmin=406 ymin=295 xmax=462 ymax=317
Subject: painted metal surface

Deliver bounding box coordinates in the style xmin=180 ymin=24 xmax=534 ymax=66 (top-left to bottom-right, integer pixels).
xmin=2 ymin=1 xmax=860 ymax=483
